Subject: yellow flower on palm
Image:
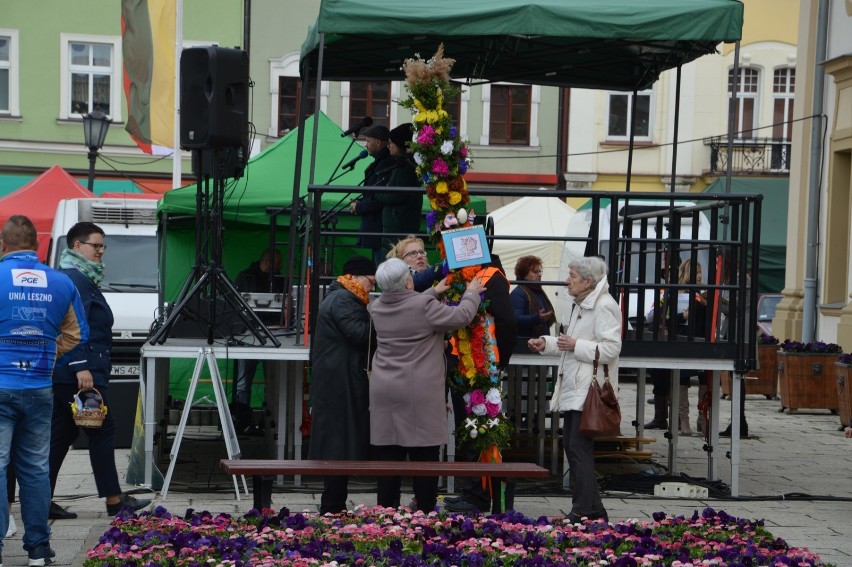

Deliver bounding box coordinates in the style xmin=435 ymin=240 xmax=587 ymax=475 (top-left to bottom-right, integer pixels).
xmin=448 ymin=191 xmax=461 ymax=205
xmin=435 ymin=181 xmax=449 ymax=194
xmin=425 ymin=110 xmax=440 ymax=123
xmin=414 ymin=111 xmax=427 ymax=124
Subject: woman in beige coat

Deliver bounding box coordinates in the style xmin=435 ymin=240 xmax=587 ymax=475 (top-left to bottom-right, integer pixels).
xmin=368 ymin=258 xmax=483 ymax=512
xmin=528 ymin=256 xmax=621 ymax=524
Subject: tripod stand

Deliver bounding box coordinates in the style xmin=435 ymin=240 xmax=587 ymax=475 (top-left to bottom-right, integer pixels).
xmin=149 ymin=148 xmax=280 ymax=348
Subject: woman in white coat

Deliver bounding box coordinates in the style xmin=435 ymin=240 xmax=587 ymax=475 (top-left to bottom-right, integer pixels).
xmin=528 ymin=256 xmax=621 ymax=523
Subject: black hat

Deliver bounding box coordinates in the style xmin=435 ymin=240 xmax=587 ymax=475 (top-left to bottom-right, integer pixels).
xmin=362 ymin=125 xmax=390 ymax=141
xmin=389 ymin=123 xmax=414 ymax=148
xmin=342 ymin=255 xmax=377 ymax=276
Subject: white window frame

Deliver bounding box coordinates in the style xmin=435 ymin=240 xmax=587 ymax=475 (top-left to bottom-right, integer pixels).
xmin=728 ymin=66 xmax=760 ymax=141
xmin=269 ymin=53 xmax=328 ymax=138
xmin=479 ymin=83 xmax=539 ymax=147
xmin=0 ymin=29 xmax=20 ymax=116
xmin=605 ymin=89 xmax=654 ymax=142
xmin=59 ymin=33 xmax=122 ymax=121
xmin=772 ymin=67 xmax=795 ymax=141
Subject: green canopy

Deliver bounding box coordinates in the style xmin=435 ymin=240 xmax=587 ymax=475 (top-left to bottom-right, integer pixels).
xmin=705 ymin=177 xmax=788 ymax=294
xmin=301 ymin=0 xmax=743 ymax=90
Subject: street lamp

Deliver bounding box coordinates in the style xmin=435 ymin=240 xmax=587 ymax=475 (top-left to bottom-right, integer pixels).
xmin=82 ymin=110 xmax=111 ymax=192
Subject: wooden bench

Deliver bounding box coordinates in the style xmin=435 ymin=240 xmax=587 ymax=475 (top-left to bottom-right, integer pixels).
xmin=593 ymin=436 xmax=656 ymax=462
xmin=220 ymin=459 xmax=550 ymax=512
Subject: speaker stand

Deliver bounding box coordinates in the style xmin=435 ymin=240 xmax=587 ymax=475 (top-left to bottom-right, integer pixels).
xmin=149 ymin=148 xmax=280 ymax=348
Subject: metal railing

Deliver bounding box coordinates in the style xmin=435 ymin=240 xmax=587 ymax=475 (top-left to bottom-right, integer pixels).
xmin=705 ymin=137 xmax=791 ymax=174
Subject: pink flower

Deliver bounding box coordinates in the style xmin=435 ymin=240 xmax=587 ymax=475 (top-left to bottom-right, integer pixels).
xmin=459 ymin=145 xmax=468 ymax=158
xmin=468 ymin=389 xmax=486 ymax=406
xmin=418 ymin=125 xmax=435 ymax=145
xmin=485 ymin=402 xmax=500 ymax=417
xmin=432 ymin=157 xmax=449 ymax=176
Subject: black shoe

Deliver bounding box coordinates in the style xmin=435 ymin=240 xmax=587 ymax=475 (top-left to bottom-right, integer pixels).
xmin=107 ymin=493 xmax=151 ymax=516
xmin=443 ymin=495 xmax=464 ymax=504
xmin=719 ymin=426 xmax=749 ymax=438
xmin=48 ymin=501 xmax=77 ymax=520
xmin=443 ymin=498 xmax=486 ymax=514
xmin=27 ymin=543 xmax=56 ymax=566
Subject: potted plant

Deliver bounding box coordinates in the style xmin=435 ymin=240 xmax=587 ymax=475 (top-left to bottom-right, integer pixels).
xmin=777 ymin=340 xmax=843 ymax=413
xmin=836 ymin=353 xmax=852 ymax=429
xmin=722 ymin=334 xmax=779 ymax=399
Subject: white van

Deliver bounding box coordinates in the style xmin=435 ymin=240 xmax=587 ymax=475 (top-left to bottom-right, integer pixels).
xmin=48 ymin=197 xmax=160 ymax=379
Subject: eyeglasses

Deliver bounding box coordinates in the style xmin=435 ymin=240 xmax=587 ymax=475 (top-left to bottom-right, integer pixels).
xmin=80 ymin=241 xmax=107 ymax=251
xmin=402 ymin=249 xmax=427 ymax=259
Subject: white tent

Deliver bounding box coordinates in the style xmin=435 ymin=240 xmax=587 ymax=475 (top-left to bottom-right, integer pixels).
xmin=488 ymin=195 xmax=582 ymax=323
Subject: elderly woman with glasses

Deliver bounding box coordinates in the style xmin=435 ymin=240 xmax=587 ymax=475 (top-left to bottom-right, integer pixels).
xmin=386 ymin=235 xmax=443 ymax=292
xmin=368 ymin=258 xmax=483 ymax=513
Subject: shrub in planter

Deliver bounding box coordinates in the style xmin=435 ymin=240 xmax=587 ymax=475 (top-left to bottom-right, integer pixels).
xmin=777 ymin=340 xmax=842 ymax=413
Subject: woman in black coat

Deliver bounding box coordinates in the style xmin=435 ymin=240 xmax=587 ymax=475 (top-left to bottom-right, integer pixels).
xmin=308 ymin=255 xmax=377 ymax=514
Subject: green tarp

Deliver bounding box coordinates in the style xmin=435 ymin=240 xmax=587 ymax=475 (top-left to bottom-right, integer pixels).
xmin=301 ymin=0 xmax=743 ymax=90
xmin=705 ymin=177 xmax=788 ymax=294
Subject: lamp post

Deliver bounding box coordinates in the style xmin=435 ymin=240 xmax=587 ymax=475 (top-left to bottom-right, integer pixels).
xmin=82 ymin=110 xmax=111 ymax=192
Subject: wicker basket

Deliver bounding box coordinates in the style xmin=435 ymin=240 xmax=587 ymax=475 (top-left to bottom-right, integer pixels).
xmin=71 ymin=387 xmax=108 ymax=428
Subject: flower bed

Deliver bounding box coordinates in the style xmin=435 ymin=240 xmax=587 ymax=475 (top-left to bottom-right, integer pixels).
xmin=85 ymin=506 xmax=832 ymax=566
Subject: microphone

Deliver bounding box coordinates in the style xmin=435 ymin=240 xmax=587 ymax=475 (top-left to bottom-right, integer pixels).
xmin=340 ymin=116 xmax=373 ymax=137
xmin=342 ymin=149 xmax=369 ymax=170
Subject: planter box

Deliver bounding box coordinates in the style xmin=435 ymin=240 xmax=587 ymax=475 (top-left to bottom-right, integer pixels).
xmin=722 ymin=344 xmax=778 ymax=399
xmin=836 ymin=363 xmax=852 ymax=428
xmin=777 ymin=352 xmax=839 ymax=413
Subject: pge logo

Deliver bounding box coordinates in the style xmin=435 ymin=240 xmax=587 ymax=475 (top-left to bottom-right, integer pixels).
xmin=12 ymin=269 xmax=47 ymax=288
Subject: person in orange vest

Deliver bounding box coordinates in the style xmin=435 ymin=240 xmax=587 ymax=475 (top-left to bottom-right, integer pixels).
xmin=443 ymin=255 xmax=517 ymax=513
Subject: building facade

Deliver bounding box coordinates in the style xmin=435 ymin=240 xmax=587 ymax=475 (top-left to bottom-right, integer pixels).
xmin=774 ymin=0 xmax=852 ymax=347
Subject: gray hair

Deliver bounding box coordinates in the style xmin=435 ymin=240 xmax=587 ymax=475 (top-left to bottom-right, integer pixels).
xmin=568 ymin=256 xmax=608 ymax=285
xmin=375 ymin=258 xmax=411 ymax=293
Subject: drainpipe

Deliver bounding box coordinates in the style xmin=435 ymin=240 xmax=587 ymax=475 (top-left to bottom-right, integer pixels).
xmin=802 ymin=0 xmax=829 ymax=343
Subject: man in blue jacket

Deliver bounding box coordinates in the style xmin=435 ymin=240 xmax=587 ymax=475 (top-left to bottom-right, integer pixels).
xmin=0 ymin=215 xmax=89 ymax=566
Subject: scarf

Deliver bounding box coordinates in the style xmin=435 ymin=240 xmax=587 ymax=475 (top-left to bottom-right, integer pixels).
xmin=337 ymin=274 xmax=369 ymax=305
xmin=59 ymin=248 xmax=105 ymax=286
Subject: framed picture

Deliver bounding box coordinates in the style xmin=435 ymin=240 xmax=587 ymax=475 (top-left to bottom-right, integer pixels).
xmin=441 ymin=225 xmax=491 ymax=269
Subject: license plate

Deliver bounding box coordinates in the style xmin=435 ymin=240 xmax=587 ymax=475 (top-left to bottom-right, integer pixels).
xmin=111 ymin=365 xmax=140 ymax=376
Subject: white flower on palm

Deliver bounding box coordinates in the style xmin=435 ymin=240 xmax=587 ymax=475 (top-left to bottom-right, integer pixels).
xmin=440 ymin=140 xmax=454 ymax=155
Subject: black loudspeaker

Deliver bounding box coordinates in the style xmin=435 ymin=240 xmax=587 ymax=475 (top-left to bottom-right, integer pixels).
xmin=180 ymin=46 xmax=248 ymax=149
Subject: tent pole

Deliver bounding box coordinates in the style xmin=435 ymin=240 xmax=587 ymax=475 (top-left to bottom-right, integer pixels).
xmin=306 ymin=33 xmax=327 ymax=337
xmin=669 ymin=65 xmax=681 ymax=194
xmin=625 ymin=89 xmax=637 ymax=193
xmin=555 ymin=87 xmax=569 ymax=190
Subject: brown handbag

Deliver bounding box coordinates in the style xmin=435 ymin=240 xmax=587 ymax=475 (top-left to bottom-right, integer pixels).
xmin=579 ymin=347 xmax=621 ymax=438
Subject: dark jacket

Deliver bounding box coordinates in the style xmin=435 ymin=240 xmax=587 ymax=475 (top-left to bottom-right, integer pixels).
xmin=355 ymin=147 xmax=395 ymax=249
xmin=378 ymin=154 xmax=423 ymax=238
xmin=510 ymin=284 xmax=556 ymax=339
xmin=481 ymin=266 xmax=518 ymax=369
xmin=54 ymin=268 xmax=114 ymax=386
xmin=308 ymin=280 xmax=373 ymax=460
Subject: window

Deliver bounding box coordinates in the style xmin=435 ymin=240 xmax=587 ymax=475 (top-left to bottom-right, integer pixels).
xmin=728 ymin=67 xmax=759 ymax=140
xmin=489 ymin=85 xmax=531 ymax=145
xmin=606 ymin=90 xmax=652 ymax=141
xmin=772 ymin=68 xmax=795 ymax=141
xmin=443 ymin=85 xmax=463 ymax=132
xmin=278 ymin=77 xmax=316 ymax=136
xmin=60 ymin=34 xmax=122 ymax=120
xmin=348 ymin=81 xmax=391 ymax=130
xmin=0 ymin=29 xmax=19 ymax=116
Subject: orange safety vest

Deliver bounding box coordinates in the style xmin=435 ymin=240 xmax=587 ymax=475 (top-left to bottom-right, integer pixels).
xmin=449 ymin=266 xmax=501 ymax=365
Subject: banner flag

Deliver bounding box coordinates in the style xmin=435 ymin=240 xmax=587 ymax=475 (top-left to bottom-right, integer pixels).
xmin=121 ymin=0 xmax=175 ymax=155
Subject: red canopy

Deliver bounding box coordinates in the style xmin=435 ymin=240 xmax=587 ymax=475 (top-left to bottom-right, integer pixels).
xmin=0 ymin=165 xmax=93 ymax=261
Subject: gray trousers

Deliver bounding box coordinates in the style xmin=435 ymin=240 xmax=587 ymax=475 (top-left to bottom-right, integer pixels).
xmin=562 ymin=410 xmax=605 ymax=516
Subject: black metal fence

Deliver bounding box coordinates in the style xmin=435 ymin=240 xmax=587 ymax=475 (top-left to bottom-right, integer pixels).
xmin=705 ymin=136 xmax=791 ymax=174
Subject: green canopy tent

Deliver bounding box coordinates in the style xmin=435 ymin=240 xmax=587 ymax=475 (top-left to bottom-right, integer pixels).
xmin=705 ymin=177 xmax=788 ymax=294
xmin=300 ymin=0 xmax=743 ymax=90
xmin=159 ymin=111 xmax=484 ymax=299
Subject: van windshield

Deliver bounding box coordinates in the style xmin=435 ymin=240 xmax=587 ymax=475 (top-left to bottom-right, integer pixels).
xmin=56 ymin=235 xmax=158 ymax=292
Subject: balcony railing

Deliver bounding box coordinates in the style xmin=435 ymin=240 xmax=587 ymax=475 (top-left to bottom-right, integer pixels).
xmin=705 ymin=137 xmax=791 ymax=174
